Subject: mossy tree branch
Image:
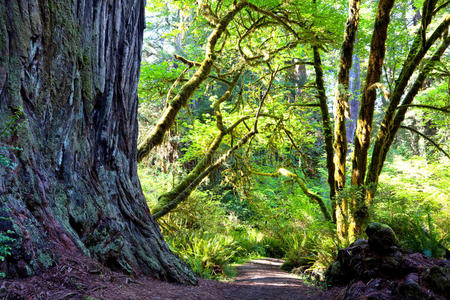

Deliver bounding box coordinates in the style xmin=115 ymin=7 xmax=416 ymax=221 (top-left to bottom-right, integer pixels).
xmin=366 ymin=13 xmax=450 ymax=180
xmin=400 ymin=126 xmax=450 ymax=159
xmin=351 ymin=0 xmax=395 ymax=187
xmin=396 ymin=104 xmax=450 ymax=113
xmin=366 ymin=34 xmax=450 ymax=190
xmin=137 ymin=2 xmax=249 ymax=162
xmin=347 ymin=0 xmax=395 ymax=239
xmin=151 ymin=69 xmax=243 ymax=216
xmin=244 ymin=164 xmax=332 ymax=221
xmin=152 ymin=70 xmax=275 ymax=219
xmin=153 ymin=130 xmax=256 ymax=219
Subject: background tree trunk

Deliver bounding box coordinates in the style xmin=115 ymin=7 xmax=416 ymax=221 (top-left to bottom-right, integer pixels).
xmin=346 ymin=53 xmax=360 ymax=146
xmin=0 ymin=0 xmax=196 ymax=284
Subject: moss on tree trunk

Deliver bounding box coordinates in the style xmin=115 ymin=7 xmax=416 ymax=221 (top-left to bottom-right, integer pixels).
xmin=0 ymin=0 xmax=196 ymax=284
xmin=312 ymin=47 xmax=336 ymax=214
xmin=349 ymin=0 xmax=394 ymax=239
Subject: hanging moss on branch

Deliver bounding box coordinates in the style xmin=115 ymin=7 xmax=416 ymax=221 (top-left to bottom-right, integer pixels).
xmin=137 ymin=2 xmax=250 ymax=162
xmin=152 ymin=71 xmax=276 ymax=219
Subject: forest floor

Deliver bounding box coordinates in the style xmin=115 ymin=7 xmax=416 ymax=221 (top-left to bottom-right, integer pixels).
xmin=2 ymin=254 xmax=340 ymax=299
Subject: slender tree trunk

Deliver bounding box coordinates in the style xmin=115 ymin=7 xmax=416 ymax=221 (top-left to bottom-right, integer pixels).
xmin=334 ymin=0 xmax=360 ymax=191
xmin=0 ymin=0 xmax=196 ymax=284
xmin=312 ymin=47 xmax=336 ymax=218
xmin=365 ymin=35 xmax=449 ymax=201
xmin=350 ymin=0 xmax=395 ymax=238
xmin=334 ymin=0 xmax=360 ymax=235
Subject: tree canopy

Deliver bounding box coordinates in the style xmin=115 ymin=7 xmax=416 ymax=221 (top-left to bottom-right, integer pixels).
xmin=138 ymin=0 xmax=449 ymax=244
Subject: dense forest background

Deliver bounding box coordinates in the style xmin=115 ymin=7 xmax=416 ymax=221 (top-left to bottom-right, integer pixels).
xmin=136 ymin=0 xmax=449 ymax=280
xmin=0 ymin=0 xmax=448 ymax=294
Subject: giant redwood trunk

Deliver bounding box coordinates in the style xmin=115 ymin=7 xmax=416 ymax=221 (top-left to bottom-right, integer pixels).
xmin=0 ymin=0 xmax=196 ymax=284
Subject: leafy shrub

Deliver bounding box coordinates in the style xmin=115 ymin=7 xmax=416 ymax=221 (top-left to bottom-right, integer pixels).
xmin=276 ymin=221 xmax=338 ymax=279
xmin=139 ymin=167 xmax=264 ymax=279
xmin=229 ymin=226 xmax=267 ymax=257
xmin=373 ymin=156 xmax=449 ymax=258
xmin=169 ymin=234 xmax=241 ymax=279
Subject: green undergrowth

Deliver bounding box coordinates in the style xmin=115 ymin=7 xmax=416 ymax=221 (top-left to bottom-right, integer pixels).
xmin=138 ymin=165 xmax=340 ymax=281
xmin=138 ymin=154 xmax=449 ymax=281
xmin=139 ymin=167 xmax=267 ymax=280
xmin=373 ymin=156 xmax=449 ymax=258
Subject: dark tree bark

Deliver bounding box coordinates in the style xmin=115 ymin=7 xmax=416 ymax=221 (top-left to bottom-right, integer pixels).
xmin=351 ymin=0 xmax=395 ymax=187
xmin=349 ymin=0 xmax=395 ymax=239
xmin=312 ymin=47 xmax=336 ymax=211
xmin=333 ymin=0 xmax=360 ymax=235
xmin=333 ymin=0 xmax=360 ymax=192
xmin=0 ymin=0 xmax=196 ymax=284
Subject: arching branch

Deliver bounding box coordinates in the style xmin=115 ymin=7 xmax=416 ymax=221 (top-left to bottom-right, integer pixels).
xmin=153 ymin=130 xmax=256 ymax=219
xmin=174 ymin=54 xmax=202 ymax=67
xmin=288 ymin=103 xmax=320 ymax=108
xmin=137 ymin=2 xmax=250 ymax=162
xmin=244 ymin=163 xmax=332 ymax=221
xmin=152 ymin=68 xmax=275 ymax=219
xmin=165 ymin=66 xmax=192 ymax=106
xmin=400 ymin=126 xmax=450 ymax=159
xmin=396 ymin=104 xmax=450 ymax=113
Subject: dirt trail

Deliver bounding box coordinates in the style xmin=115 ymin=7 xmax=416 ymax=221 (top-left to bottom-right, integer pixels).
xmin=225 ymin=258 xmax=323 ymax=300
xmin=3 ymin=255 xmax=334 ymax=299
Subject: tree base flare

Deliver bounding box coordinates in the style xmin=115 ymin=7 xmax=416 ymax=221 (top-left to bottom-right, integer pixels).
xmin=0 ymin=0 xmax=196 ymax=284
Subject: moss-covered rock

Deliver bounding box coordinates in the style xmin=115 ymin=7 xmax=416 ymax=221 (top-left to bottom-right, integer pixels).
xmin=325 ymin=225 xmax=449 ymax=299
xmin=366 ymin=222 xmax=398 ymax=253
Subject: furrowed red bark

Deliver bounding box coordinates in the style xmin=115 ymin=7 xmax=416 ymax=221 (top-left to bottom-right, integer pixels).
xmin=0 ymin=0 xmax=196 ymax=284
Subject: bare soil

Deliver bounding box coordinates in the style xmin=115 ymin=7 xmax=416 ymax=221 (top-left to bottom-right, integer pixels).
xmin=226 ymin=258 xmax=326 ymax=300
xmin=1 ymin=252 xmax=338 ymax=300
